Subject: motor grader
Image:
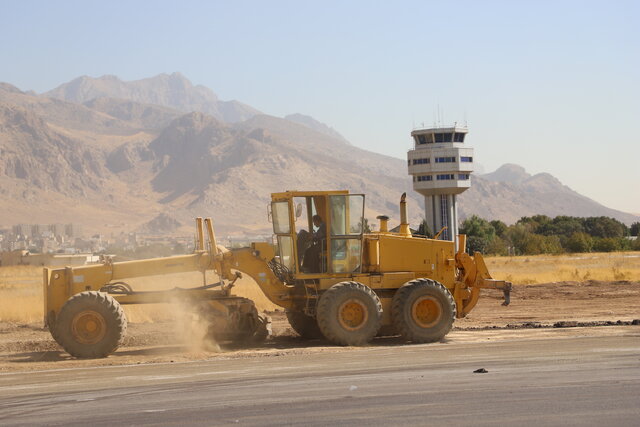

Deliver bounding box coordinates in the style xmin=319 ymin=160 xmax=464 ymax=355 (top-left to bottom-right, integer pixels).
xmin=43 ymin=190 xmax=511 ymax=358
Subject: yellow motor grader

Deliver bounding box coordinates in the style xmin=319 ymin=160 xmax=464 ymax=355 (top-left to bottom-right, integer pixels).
xmin=43 ymin=190 xmax=511 ymax=358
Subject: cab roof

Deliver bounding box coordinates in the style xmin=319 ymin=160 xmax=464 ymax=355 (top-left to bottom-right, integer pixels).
xmin=271 ymin=190 xmax=350 ymax=200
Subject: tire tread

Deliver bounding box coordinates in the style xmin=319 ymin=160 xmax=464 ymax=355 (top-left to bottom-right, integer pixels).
xmin=392 ymin=279 xmax=455 ymax=343
xmin=316 ymin=281 xmax=382 ymax=346
xmin=55 ymin=291 xmax=127 ymax=358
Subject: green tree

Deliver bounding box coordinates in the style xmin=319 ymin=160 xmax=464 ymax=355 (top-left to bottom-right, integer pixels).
xmin=460 ymin=215 xmax=495 ymax=240
xmin=460 ymin=215 xmax=496 ymax=254
xmin=490 ymin=220 xmax=508 ymax=238
xmin=618 ymin=237 xmax=633 ymax=251
xmin=630 ymin=222 xmax=640 ymax=237
xmin=592 ymin=237 xmax=621 ymax=252
xmin=541 ymin=216 xmax=585 ymax=238
xmin=521 ymin=234 xmax=563 ymax=255
xmin=517 ymin=215 xmax=552 ymax=234
xmin=503 ymin=224 xmax=529 ymax=255
xmin=565 ymin=232 xmax=593 ymax=253
xmin=485 ymin=236 xmax=509 ymax=255
xmin=361 ymin=218 xmax=372 ymax=233
xmin=416 ymin=219 xmax=432 ymax=238
xmin=466 ymin=236 xmax=489 ymax=254
xmin=584 ymin=217 xmax=626 ymax=238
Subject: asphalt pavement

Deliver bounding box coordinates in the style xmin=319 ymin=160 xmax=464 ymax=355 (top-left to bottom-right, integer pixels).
xmin=1 ymin=330 xmax=639 ymax=426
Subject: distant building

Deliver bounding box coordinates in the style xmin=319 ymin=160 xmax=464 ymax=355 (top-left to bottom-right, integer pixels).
xmin=407 ymin=124 xmax=474 ymax=244
xmin=50 ymin=223 xmax=66 ymax=238
xmin=12 ymin=224 xmax=32 ymax=238
xmin=65 ymin=223 xmax=82 ymax=239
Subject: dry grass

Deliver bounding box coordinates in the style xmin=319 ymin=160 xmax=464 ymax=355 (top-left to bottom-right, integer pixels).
xmin=485 ymin=251 xmax=640 ymax=285
xmin=0 ymin=266 xmax=278 ymax=324
xmin=0 ymin=266 xmax=43 ymax=324
xmin=1 ymin=251 xmax=637 ymax=324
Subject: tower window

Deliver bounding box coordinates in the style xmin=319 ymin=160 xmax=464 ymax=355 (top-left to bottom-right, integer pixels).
xmin=412 ymin=158 xmax=430 ymax=165
xmin=416 ymin=135 xmax=429 ymax=144
xmin=458 ymin=174 xmax=470 ymax=180
xmin=435 ymin=157 xmax=456 ymax=163
xmin=454 ymin=133 xmax=465 ymax=142
xmin=416 ymin=175 xmax=432 ymax=182
xmin=434 ymin=133 xmax=453 ymax=143
xmin=436 ymin=174 xmax=455 ymax=180
xmin=460 ymin=156 xmax=473 ymax=162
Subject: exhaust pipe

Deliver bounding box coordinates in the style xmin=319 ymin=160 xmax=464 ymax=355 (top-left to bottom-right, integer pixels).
xmin=399 ymin=193 xmax=412 ymax=237
xmin=377 ymin=215 xmax=389 ymax=233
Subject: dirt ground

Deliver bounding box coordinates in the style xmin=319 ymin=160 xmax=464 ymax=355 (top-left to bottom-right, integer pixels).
xmin=1 ymin=279 xmax=638 ymax=373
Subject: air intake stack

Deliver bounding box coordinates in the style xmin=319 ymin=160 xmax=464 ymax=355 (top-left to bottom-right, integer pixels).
xmin=407 ymin=124 xmax=474 ymax=244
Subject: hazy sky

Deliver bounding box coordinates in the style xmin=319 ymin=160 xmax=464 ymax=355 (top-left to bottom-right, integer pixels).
xmin=2 ymin=0 xmax=639 ymax=213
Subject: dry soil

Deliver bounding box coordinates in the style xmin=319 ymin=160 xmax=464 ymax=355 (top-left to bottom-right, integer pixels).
xmin=1 ymin=279 xmax=638 ymax=373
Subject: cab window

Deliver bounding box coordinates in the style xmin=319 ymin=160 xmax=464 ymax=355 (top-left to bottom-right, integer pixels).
xmin=328 ymin=195 xmax=364 ymax=273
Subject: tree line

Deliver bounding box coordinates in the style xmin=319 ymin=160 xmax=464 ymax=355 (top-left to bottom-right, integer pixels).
xmin=447 ymin=215 xmax=640 ymax=255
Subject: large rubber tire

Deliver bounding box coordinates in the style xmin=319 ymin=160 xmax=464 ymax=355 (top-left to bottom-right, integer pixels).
xmin=286 ymin=310 xmax=323 ymax=339
xmin=392 ymin=279 xmax=455 ymax=343
xmin=316 ymin=281 xmax=382 ymax=346
xmin=55 ymin=291 xmax=127 ymax=358
xmin=48 ymin=319 xmax=64 ymax=347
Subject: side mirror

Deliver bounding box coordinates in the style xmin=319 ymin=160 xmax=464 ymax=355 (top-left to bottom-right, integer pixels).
xmin=295 ymin=203 xmax=303 ymax=219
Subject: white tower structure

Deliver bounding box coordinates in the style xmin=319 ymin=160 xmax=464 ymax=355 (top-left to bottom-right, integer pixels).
xmin=407 ymin=124 xmax=474 ymax=243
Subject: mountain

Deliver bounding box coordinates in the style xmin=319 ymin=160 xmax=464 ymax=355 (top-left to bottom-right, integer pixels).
xmin=138 ymin=213 xmax=182 ymax=234
xmin=457 ymin=164 xmax=639 ymax=225
xmin=0 ymin=74 xmax=637 ymax=237
xmin=44 ymin=72 xmax=261 ymax=123
xmin=0 ymin=82 xmax=142 ymax=136
xmin=481 ymin=163 xmax=529 ymax=185
xmin=83 ymin=98 xmax=182 ymax=130
xmin=284 ymin=113 xmax=349 ymax=143
xmin=113 ymin=112 xmax=420 ymax=231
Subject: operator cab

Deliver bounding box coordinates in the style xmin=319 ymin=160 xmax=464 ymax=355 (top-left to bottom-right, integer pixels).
xmin=270 ymin=190 xmax=365 ymax=279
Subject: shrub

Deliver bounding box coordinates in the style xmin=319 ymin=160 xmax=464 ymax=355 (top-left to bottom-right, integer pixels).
xmin=467 ymin=235 xmax=489 ymax=254
xmin=592 ymin=237 xmax=621 ymax=252
xmin=565 ymin=232 xmax=593 ymax=253
xmin=485 ymin=236 xmax=509 ymax=256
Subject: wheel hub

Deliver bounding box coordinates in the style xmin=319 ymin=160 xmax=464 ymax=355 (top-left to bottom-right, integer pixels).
xmin=338 ymin=299 xmax=368 ymax=331
xmin=412 ymin=296 xmax=442 ymax=328
xmin=71 ymin=310 xmax=107 ymax=344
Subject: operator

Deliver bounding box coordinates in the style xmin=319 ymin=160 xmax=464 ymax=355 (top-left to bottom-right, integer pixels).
xmin=312 ymin=214 xmax=326 ymax=242
xmin=300 ymin=214 xmax=326 ymax=273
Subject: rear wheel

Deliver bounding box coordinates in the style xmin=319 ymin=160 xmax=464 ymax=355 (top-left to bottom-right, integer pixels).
xmin=286 ymin=310 xmax=323 ymax=339
xmin=392 ymin=279 xmax=455 ymax=343
xmin=55 ymin=291 xmax=127 ymax=358
xmin=316 ymin=281 xmax=382 ymax=346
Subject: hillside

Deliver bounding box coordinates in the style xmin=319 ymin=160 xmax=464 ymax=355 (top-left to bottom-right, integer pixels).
xmin=44 ymin=72 xmax=260 ymax=123
xmin=459 ymin=165 xmax=640 ymax=225
xmin=0 ymin=74 xmax=637 ymax=237
xmin=284 ymin=113 xmax=349 ymax=143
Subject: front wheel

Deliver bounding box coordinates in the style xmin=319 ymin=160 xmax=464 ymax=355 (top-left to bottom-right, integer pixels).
xmin=316 ymin=281 xmax=382 ymax=346
xmin=392 ymin=279 xmax=455 ymax=343
xmin=55 ymin=291 xmax=128 ymax=358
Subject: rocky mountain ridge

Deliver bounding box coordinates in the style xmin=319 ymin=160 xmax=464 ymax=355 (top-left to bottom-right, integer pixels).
xmin=44 ymin=72 xmax=260 ymax=123
xmin=0 ymin=75 xmax=637 ymax=236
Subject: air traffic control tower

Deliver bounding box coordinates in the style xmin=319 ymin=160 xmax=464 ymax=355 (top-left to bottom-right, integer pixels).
xmin=407 ymin=124 xmax=473 ymax=243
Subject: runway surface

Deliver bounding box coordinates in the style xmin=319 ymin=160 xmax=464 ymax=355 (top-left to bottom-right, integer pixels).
xmin=1 ymin=330 xmax=639 ymax=426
